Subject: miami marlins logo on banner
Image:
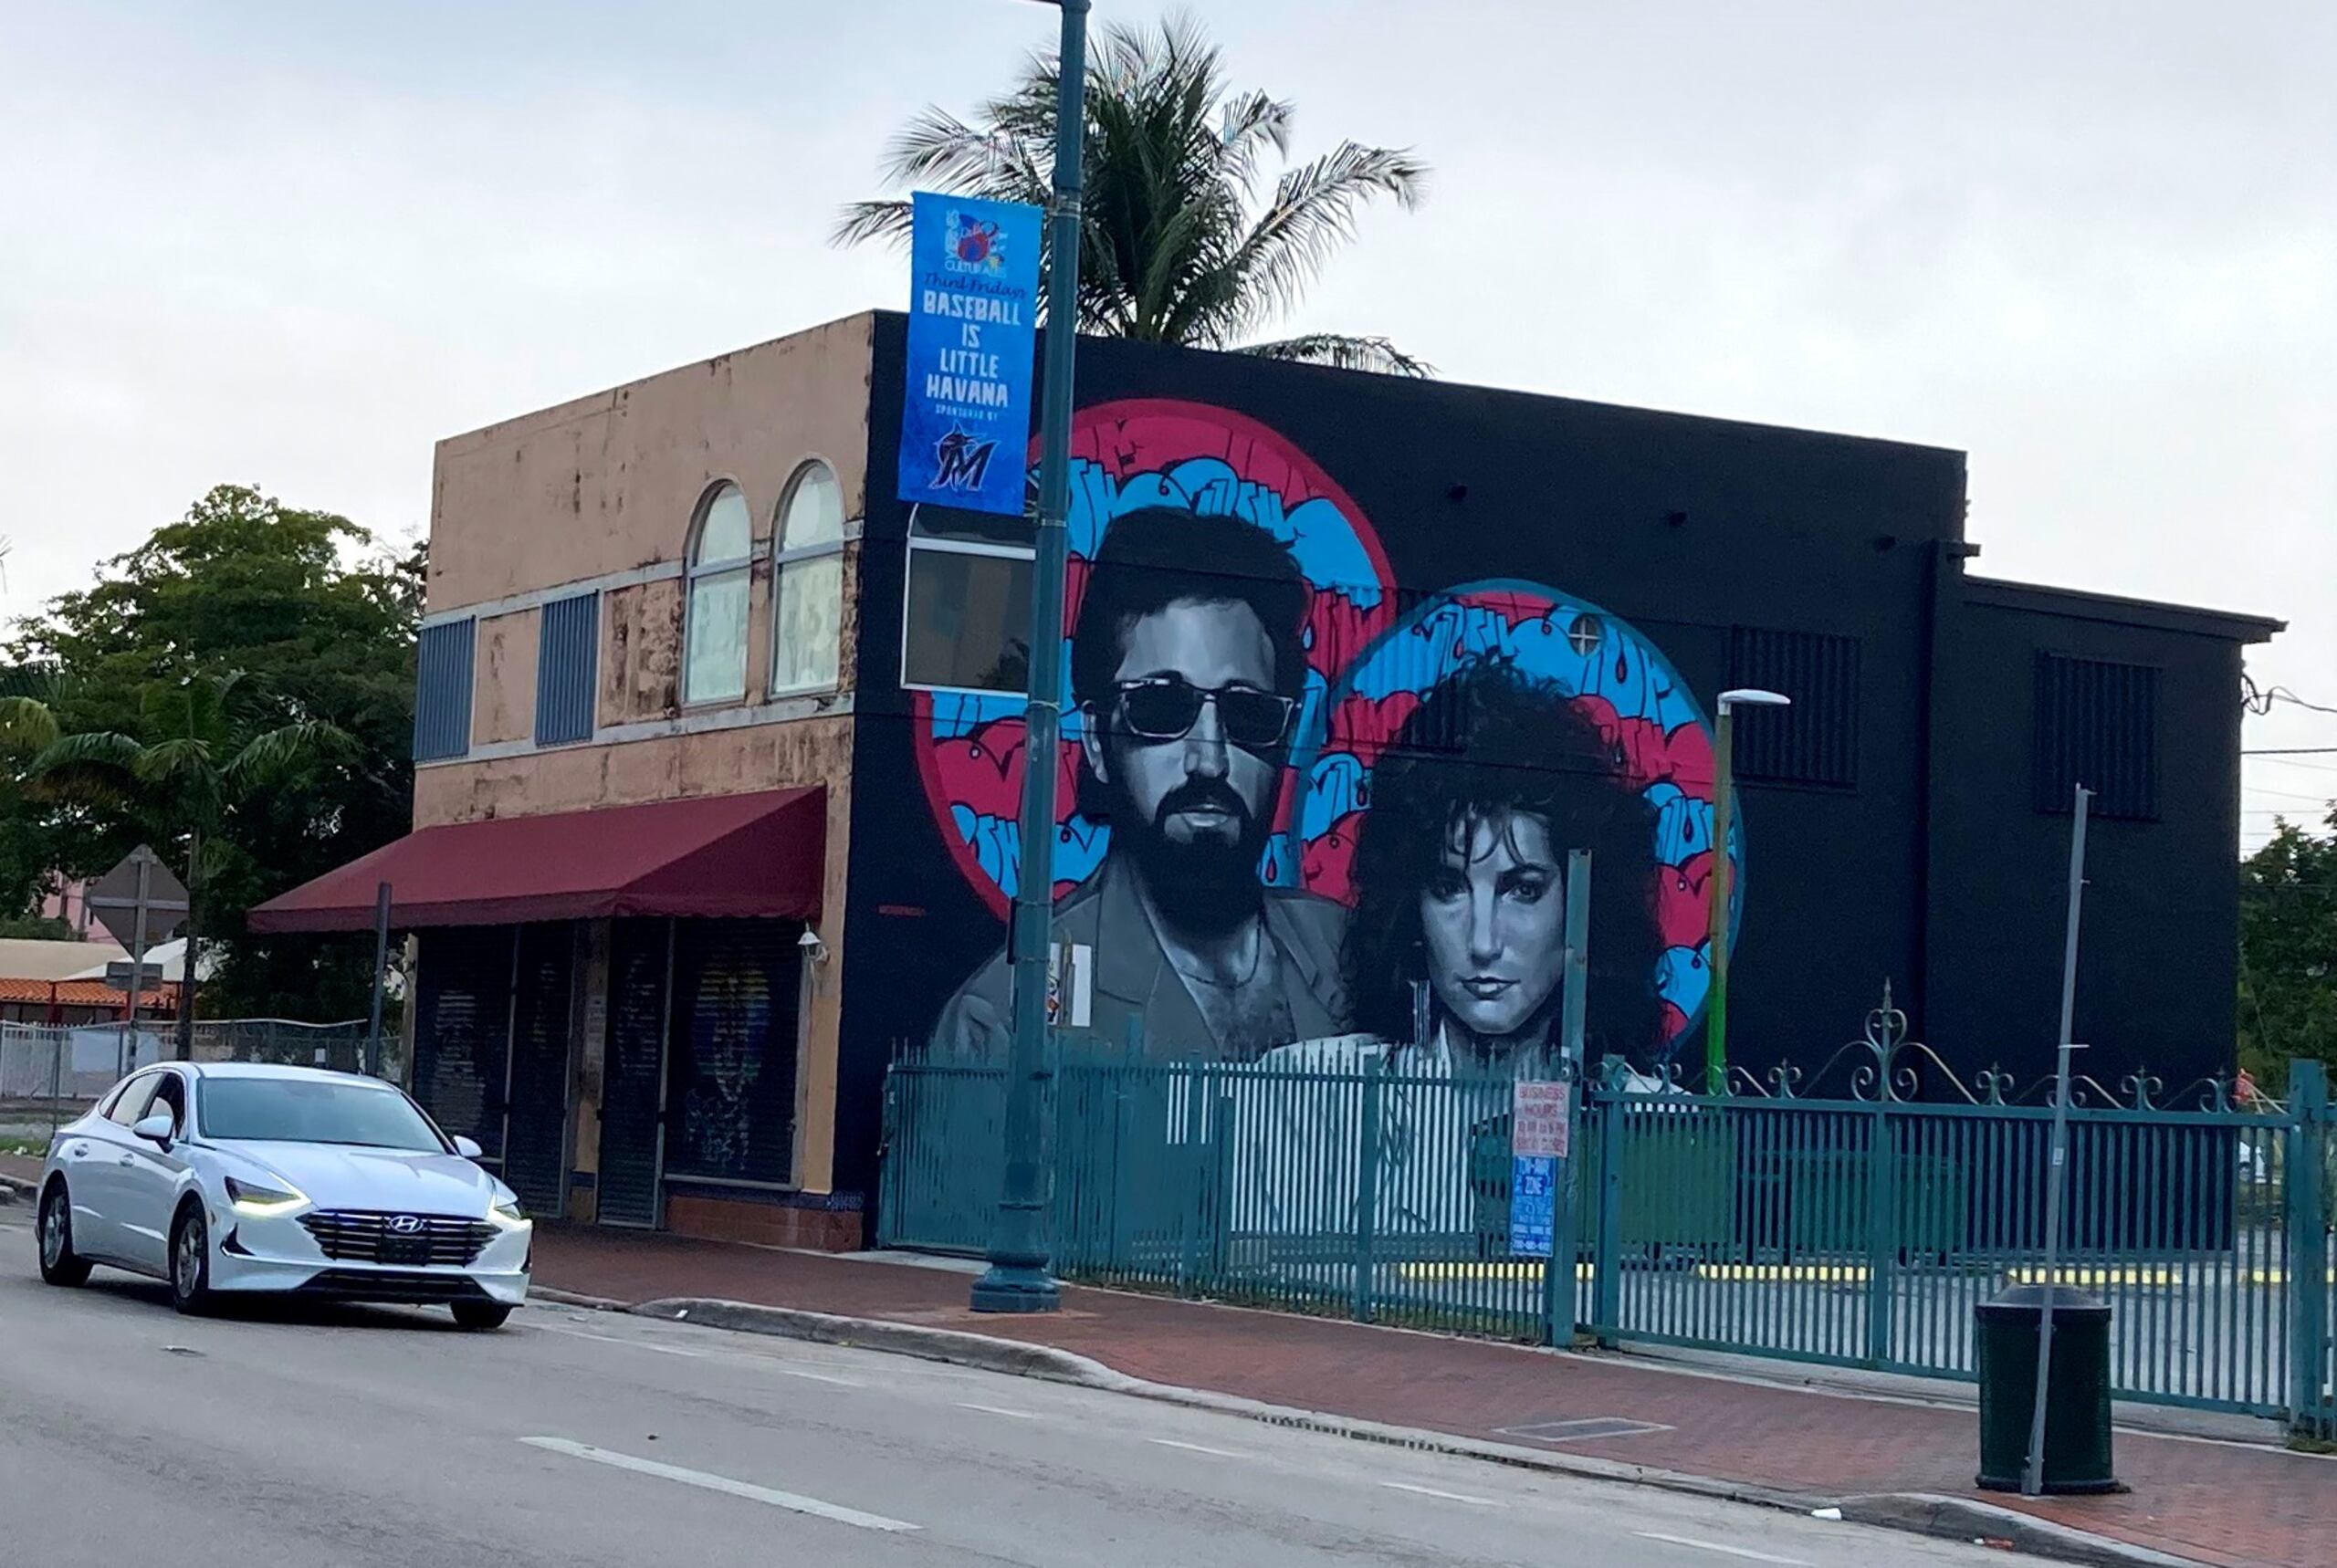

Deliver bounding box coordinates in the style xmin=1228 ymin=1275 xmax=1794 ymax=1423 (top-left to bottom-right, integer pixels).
xmin=899 ymin=191 xmax=1042 ymax=517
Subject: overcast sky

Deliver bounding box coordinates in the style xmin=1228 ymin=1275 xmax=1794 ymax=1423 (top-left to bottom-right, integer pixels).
xmin=5 ymin=0 xmax=2331 ymax=848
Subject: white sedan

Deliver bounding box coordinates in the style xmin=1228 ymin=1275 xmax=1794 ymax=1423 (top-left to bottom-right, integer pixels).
xmin=33 ymin=1061 xmax=531 ymax=1329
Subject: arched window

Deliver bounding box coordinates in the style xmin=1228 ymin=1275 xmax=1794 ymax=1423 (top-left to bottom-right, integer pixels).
xmin=683 ymin=481 xmax=753 ymax=704
xmin=769 ymin=460 xmax=845 ymax=695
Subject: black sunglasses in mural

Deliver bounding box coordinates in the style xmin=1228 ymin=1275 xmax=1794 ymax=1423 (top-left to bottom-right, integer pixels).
xmin=1111 ymin=676 xmax=1296 ymax=751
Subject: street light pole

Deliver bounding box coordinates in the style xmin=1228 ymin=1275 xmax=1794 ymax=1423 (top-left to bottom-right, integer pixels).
xmin=972 ymin=0 xmax=1089 ymax=1314
xmin=1704 ymin=687 xmax=1790 ymax=1097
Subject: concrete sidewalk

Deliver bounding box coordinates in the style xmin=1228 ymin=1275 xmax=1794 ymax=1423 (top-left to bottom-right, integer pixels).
xmin=524 ymin=1224 xmax=2331 ymax=1568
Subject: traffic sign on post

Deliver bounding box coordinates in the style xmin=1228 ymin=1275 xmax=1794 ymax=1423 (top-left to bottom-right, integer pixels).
xmin=85 ymin=846 xmax=190 ymax=948
xmin=104 ymin=960 xmax=166 ymax=992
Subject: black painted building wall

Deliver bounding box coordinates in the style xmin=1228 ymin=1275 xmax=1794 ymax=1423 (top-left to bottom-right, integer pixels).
xmin=834 ymin=315 xmax=2274 ymax=1198
xmin=1923 ymin=582 xmax=2263 ymax=1095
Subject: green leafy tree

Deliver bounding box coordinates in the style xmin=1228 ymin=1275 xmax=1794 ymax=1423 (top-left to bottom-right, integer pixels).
xmin=5 ymin=673 xmax=354 ymax=1054
xmin=0 ymin=665 xmax=71 ymax=922
xmin=2237 ymin=808 xmax=2337 ymax=1084
xmin=836 ymin=13 xmax=1431 ymax=373
xmin=5 ymin=484 xmax=421 ymax=1019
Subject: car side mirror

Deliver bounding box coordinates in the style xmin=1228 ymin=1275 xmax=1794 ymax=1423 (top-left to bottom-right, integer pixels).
xmin=132 ymin=1113 xmax=175 ymax=1148
xmin=452 ymin=1135 xmax=483 ymax=1160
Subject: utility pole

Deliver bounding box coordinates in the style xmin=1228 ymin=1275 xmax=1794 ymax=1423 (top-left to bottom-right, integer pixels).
xmin=173 ymin=830 xmax=201 ymax=1061
xmin=365 ymin=881 xmax=393 ymax=1078
xmin=972 ymin=0 xmax=1089 ymax=1314
xmin=2023 ymin=783 xmax=2091 ymax=1497
xmin=1546 ymin=849 xmax=1592 ymax=1344
xmin=123 ymin=851 xmax=153 ymax=1078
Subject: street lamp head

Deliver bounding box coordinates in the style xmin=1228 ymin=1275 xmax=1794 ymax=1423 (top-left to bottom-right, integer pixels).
xmin=1716 ymin=688 xmax=1792 ymax=714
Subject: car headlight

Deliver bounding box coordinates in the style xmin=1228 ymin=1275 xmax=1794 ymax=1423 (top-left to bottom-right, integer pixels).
xmin=489 ymin=1197 xmax=529 ymax=1229
xmin=225 ymin=1176 xmax=307 ymax=1216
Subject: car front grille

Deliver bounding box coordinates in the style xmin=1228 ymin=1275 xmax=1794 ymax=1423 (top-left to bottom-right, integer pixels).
xmin=299 ymin=1210 xmax=496 ymax=1268
xmin=296 ymin=1269 xmax=494 ymax=1303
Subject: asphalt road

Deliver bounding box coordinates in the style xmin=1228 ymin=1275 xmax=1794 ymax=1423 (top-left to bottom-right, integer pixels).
xmin=0 ymin=1219 xmax=2059 ymax=1568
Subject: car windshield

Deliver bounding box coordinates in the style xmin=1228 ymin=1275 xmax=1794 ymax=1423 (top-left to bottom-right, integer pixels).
xmin=197 ymin=1078 xmax=449 ymax=1153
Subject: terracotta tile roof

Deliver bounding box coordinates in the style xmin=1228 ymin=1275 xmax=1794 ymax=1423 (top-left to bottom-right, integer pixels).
xmin=0 ymin=978 xmax=177 ymax=1011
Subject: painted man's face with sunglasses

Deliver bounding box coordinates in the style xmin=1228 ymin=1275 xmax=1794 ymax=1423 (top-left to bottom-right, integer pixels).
xmin=1080 ymin=598 xmax=1297 ymax=861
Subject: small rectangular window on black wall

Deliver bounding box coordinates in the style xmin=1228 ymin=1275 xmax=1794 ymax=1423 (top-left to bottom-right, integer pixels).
xmin=2033 ymin=653 xmax=2159 ymax=820
xmin=534 ymin=591 xmax=599 ymax=747
xmin=902 ymin=505 xmax=1034 ymax=695
xmin=1726 ymin=627 xmax=1861 ymax=789
xmin=414 ymin=617 xmax=476 ymax=762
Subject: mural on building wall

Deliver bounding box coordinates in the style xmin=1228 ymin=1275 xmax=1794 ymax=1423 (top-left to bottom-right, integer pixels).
xmin=914 ymin=400 xmax=1732 ymax=1076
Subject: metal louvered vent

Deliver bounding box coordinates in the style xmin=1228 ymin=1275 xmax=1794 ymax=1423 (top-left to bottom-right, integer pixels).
xmin=2034 ymin=653 xmax=2159 ymax=820
xmin=1727 ymin=627 xmax=1861 ymax=789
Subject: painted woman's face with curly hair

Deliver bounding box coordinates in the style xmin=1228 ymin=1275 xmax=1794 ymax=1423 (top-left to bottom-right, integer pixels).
xmin=1420 ymin=809 xmax=1567 ymax=1043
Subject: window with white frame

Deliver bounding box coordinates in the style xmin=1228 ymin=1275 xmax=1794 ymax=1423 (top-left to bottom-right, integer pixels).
xmin=683 ymin=481 xmax=753 ymax=704
xmin=769 ymin=460 xmax=845 ymax=695
xmin=901 ymin=504 xmax=1033 ymax=695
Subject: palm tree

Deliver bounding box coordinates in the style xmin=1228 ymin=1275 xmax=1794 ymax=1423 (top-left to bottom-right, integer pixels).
xmin=1 ymin=672 xmax=351 ymax=1057
xmin=835 ymin=13 xmax=1431 ymax=374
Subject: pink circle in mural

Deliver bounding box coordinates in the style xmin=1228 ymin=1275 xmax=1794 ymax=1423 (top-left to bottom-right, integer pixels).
xmin=910 ymin=399 xmax=1399 ymax=919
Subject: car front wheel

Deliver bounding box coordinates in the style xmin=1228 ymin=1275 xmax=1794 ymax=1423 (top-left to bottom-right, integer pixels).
xmin=170 ymin=1205 xmax=214 ymax=1315
xmin=451 ymin=1301 xmax=512 ymax=1331
xmin=37 ymin=1185 xmax=91 ymax=1287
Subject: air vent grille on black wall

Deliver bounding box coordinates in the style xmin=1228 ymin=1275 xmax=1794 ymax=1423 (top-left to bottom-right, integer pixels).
xmin=1726 ymin=627 xmax=1861 ymax=789
xmin=2033 ymin=653 xmax=2160 ymax=821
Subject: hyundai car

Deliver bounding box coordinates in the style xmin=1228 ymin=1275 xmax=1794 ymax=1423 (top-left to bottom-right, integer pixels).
xmin=34 ymin=1061 xmax=530 ymax=1328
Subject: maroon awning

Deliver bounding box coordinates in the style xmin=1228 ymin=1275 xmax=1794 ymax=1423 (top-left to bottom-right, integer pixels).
xmin=246 ymin=786 xmax=824 ymax=933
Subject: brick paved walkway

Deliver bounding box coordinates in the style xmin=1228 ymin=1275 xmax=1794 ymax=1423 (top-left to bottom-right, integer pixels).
xmin=529 ymin=1225 xmax=2332 ymax=1568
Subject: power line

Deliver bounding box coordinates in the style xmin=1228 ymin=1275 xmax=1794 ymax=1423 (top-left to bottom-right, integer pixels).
xmin=2241 ymin=675 xmax=2337 ymax=717
xmin=2243 ymin=784 xmax=2337 ymax=804
xmin=2244 ymin=747 xmax=2337 ymax=756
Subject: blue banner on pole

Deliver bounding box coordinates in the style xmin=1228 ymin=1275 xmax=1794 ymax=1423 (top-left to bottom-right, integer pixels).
xmin=1510 ymin=1154 xmax=1556 ymax=1257
xmin=898 ymin=190 xmax=1043 ymax=517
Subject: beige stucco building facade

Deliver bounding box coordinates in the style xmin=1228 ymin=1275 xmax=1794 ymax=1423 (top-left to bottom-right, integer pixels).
xmin=399 ymin=314 xmax=877 ymax=1245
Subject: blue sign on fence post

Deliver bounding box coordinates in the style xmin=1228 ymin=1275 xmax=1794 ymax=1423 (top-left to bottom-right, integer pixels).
xmin=898 ymin=190 xmax=1043 ymax=518
xmin=1510 ymin=1082 xmax=1567 ymax=1258
xmin=1510 ymin=1155 xmax=1556 ymax=1258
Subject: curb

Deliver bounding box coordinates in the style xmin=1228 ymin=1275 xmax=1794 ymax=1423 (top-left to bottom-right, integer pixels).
xmin=1834 ymin=1495 xmax=2205 ymax=1568
xmin=580 ymin=1292 xmax=2201 ymax=1568
xmin=0 ymin=1172 xmax=35 ymax=1204
xmin=530 ymin=1285 xmax=629 ymax=1312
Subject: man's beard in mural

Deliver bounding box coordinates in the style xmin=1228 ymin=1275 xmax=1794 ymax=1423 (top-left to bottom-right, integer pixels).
xmin=1116 ymin=773 xmax=1272 ymax=936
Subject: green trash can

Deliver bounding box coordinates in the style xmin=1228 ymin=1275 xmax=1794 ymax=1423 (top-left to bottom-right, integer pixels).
xmin=1975 ymin=1284 xmax=2119 ymax=1494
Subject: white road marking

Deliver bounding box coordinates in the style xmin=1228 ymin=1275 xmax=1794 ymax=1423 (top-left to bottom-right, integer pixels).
xmin=955 ymin=1401 xmax=1041 ymax=1420
xmin=535 ymin=1325 xmax=706 ymax=1358
xmin=519 ymin=1437 xmax=918 ymax=1533
xmin=1148 ymin=1437 xmax=1251 ymax=1458
xmin=535 ymin=1322 xmax=869 ymax=1385
xmin=1379 ymin=1480 xmax=1503 ymax=1507
xmin=766 ymin=1366 xmax=865 ymax=1388
xmin=1633 ymin=1531 xmax=1810 ymax=1564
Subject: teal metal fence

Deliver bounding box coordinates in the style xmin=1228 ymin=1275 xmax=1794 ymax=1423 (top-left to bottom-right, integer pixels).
xmin=879 ymin=1027 xmax=2337 ymax=1429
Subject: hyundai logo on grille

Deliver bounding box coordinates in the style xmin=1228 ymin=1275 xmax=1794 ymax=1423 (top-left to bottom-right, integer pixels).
xmin=387 ymin=1215 xmax=424 ymax=1235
